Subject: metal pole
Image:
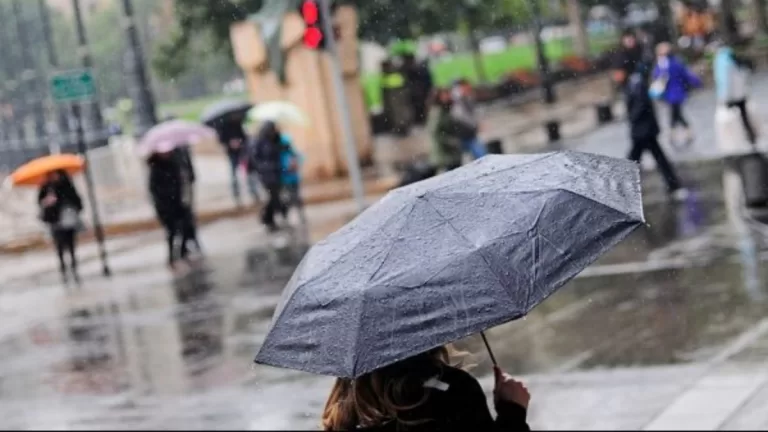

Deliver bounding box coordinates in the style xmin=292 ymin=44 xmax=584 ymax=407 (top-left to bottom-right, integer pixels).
xmin=39 ymin=0 xmax=71 ymax=154
xmin=72 ymin=104 xmax=111 ymax=277
xmin=72 ymin=0 xmax=107 ymax=149
xmin=318 ymin=0 xmax=366 ymax=213
xmin=120 ymin=0 xmax=157 ymax=137
xmin=528 ymin=0 xmax=556 ymax=104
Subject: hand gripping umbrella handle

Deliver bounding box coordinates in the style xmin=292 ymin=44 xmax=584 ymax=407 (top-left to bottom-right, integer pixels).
xmin=480 ymin=331 xmax=498 ymax=367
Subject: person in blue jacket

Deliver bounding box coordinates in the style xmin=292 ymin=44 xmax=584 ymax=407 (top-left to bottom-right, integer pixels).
xmin=279 ymin=133 xmax=307 ymax=226
xmin=713 ymin=40 xmax=757 ymax=145
xmin=652 ymin=42 xmax=702 ymax=146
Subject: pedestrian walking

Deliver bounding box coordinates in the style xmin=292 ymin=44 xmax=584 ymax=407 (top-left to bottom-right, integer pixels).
xmin=38 ymin=170 xmax=83 ymax=283
xmin=174 ymin=146 xmax=202 ymax=256
xmin=213 ymin=114 xmax=249 ymax=206
xmin=651 ymin=42 xmax=702 ymax=147
xmin=147 ymin=151 xmax=193 ymax=270
xmin=249 ymin=121 xmax=285 ymax=232
xmin=714 ymin=41 xmax=758 ymax=145
xmin=428 ymin=88 xmax=473 ymax=172
xmin=321 ymin=345 xmax=530 ymax=431
xmin=611 ymin=29 xmax=652 ymax=90
xmin=402 ymin=53 xmax=434 ymax=126
xmin=625 ymin=63 xmax=687 ymax=199
xmin=279 ymin=134 xmax=307 ymax=226
xmin=451 ymin=79 xmax=487 ymax=160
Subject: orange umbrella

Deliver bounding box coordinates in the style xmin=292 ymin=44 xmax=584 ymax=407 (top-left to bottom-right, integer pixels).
xmin=9 ymin=154 xmax=85 ymax=187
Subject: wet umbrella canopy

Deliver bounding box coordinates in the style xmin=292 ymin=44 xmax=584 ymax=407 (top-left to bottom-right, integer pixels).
xmin=255 ymin=151 xmax=645 ymax=378
xmin=200 ymin=99 xmax=253 ymax=126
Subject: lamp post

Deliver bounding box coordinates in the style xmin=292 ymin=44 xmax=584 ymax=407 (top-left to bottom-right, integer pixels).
xmin=72 ymin=0 xmax=107 ymax=149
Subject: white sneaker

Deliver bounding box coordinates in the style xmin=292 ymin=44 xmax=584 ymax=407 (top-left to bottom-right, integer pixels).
xmin=671 ymin=188 xmax=690 ymax=202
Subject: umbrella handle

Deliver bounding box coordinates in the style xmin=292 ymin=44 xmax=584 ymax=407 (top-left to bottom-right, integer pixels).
xmin=480 ymin=331 xmax=498 ymax=367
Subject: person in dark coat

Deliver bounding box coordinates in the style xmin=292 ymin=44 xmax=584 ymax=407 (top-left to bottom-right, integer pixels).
xmin=174 ymin=146 xmax=202 ymax=256
xmin=147 ymin=151 xmax=192 ymax=268
xmin=612 ymin=29 xmax=650 ymax=88
xmin=403 ymin=54 xmax=434 ymax=126
xmin=38 ymin=170 xmax=84 ymax=282
xmin=321 ymin=346 xmax=531 ymax=431
xmin=625 ymin=63 xmax=686 ymax=198
xmin=249 ymin=121 xmax=285 ymax=232
xmin=213 ymin=113 xmax=248 ymax=206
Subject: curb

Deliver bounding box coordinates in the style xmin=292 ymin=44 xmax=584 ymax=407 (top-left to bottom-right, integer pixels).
xmin=0 ymin=176 xmax=399 ymax=255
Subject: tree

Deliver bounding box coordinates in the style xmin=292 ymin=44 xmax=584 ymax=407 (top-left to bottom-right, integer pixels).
xmin=153 ymin=0 xmax=263 ymax=80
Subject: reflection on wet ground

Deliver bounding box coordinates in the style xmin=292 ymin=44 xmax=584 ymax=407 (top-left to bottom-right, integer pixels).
xmin=3 ymin=161 xmax=768 ymax=429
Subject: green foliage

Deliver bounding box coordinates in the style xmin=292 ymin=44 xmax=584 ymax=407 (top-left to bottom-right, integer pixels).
xmin=152 ymin=0 xmax=263 ymax=80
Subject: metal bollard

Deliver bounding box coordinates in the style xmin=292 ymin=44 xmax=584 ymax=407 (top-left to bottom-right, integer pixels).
xmin=545 ymin=121 xmax=561 ymax=143
xmin=486 ymin=139 xmax=503 ymax=154
xmin=596 ymin=103 xmax=614 ymax=124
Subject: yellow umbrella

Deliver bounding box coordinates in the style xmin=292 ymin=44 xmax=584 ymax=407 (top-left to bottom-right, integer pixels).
xmin=9 ymin=154 xmax=85 ymax=187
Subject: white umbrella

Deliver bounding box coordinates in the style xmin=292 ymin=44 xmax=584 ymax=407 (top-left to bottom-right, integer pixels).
xmin=247 ymin=101 xmax=309 ymax=127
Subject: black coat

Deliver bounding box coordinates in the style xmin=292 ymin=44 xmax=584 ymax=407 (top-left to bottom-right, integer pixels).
xmin=612 ymin=44 xmax=649 ymax=85
xmin=249 ymin=122 xmax=283 ymax=188
xmin=215 ymin=121 xmax=247 ymax=157
xmin=38 ymin=176 xmax=83 ymax=225
xmin=357 ymin=366 xmax=530 ymax=432
xmin=625 ymin=73 xmax=660 ymax=142
xmin=148 ymin=156 xmax=187 ymax=228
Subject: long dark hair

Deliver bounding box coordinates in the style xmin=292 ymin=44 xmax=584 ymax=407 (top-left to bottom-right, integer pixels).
xmin=321 ymin=345 xmax=470 ymax=430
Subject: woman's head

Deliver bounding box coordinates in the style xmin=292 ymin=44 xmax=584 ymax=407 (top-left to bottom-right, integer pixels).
xmin=656 ymin=42 xmax=672 ymax=58
xmin=259 ymin=121 xmax=280 ymax=142
xmin=322 ymin=346 xmax=465 ymax=430
xmin=433 ymin=88 xmax=453 ymax=108
xmin=46 ymin=171 xmax=61 ymax=183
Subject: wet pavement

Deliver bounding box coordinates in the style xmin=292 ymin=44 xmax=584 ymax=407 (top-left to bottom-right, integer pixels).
xmin=4 ymin=162 xmax=768 ymax=427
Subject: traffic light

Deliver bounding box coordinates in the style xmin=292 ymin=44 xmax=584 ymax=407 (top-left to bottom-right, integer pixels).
xmin=301 ymin=0 xmax=325 ymax=49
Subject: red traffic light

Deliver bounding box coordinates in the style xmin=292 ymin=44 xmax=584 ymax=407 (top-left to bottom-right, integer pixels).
xmin=302 ymin=0 xmax=319 ymax=25
xmin=304 ymin=27 xmax=324 ymax=49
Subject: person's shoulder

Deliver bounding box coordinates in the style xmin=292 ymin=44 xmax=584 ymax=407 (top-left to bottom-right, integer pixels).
xmin=440 ymin=365 xmax=483 ymax=390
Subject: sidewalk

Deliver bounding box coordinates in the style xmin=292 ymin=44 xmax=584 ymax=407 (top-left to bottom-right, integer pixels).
xmin=0 ymin=193 xmax=373 ymax=287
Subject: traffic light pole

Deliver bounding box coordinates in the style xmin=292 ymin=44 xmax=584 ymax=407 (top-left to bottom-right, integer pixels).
xmin=72 ymin=104 xmax=111 ymax=277
xmin=318 ymin=0 xmax=366 ymax=213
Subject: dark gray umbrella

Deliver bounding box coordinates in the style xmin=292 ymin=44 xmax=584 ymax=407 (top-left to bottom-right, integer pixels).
xmin=255 ymin=151 xmax=645 ymax=378
xmin=200 ymin=99 xmax=252 ymax=126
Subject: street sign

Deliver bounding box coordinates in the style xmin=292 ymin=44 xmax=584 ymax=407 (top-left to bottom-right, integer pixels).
xmin=49 ymin=69 xmax=96 ymax=103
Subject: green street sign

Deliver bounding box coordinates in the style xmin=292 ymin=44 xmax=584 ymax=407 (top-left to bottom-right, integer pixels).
xmin=50 ymin=69 xmax=96 ymax=103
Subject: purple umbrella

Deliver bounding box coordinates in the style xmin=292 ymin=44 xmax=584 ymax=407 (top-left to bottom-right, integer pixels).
xmin=138 ymin=120 xmax=217 ymax=158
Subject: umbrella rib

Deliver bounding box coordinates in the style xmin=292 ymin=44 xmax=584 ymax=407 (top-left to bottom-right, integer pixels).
xmin=365 ymin=202 xmax=417 ymax=285
xmin=423 ymin=197 xmax=512 ymax=296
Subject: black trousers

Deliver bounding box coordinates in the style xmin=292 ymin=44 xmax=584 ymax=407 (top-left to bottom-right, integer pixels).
xmin=160 ymin=212 xmax=190 ymax=265
xmin=262 ymin=184 xmax=284 ymax=228
xmin=628 ymin=136 xmax=682 ymax=192
xmin=52 ymin=228 xmax=77 ymax=274
xmin=727 ymin=99 xmax=757 ymax=145
xmin=669 ymin=103 xmax=689 ymax=128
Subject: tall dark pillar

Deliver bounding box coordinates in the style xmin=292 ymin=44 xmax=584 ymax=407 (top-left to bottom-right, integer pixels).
xmin=529 ymin=0 xmax=556 ymax=104
xmin=121 ymin=0 xmax=157 ymax=137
